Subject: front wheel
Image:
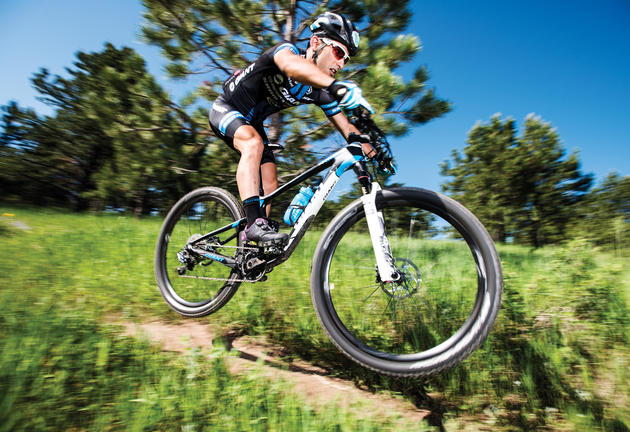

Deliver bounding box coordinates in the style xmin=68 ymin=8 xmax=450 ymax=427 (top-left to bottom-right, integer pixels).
xmin=311 ymin=187 xmax=503 ymax=377
xmin=155 ymin=187 xmax=244 ymax=317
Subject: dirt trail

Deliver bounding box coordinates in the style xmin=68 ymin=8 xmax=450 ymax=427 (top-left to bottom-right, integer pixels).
xmin=117 ymin=318 xmax=431 ymax=426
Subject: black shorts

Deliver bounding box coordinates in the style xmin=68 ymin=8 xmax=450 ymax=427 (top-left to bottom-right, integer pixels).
xmin=208 ymin=96 xmax=276 ymax=165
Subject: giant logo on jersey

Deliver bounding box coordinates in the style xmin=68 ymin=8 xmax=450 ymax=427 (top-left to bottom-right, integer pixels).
xmin=263 ymin=74 xmax=302 ymax=107
xmin=228 ymin=63 xmax=255 ymax=92
xmin=281 ymin=88 xmax=298 ymax=105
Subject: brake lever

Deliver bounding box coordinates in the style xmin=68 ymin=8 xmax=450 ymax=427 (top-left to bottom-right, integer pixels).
xmin=347 ymin=108 xmax=397 ymax=176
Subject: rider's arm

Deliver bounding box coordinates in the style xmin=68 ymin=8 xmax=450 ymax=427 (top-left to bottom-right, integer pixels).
xmin=274 ymin=48 xmax=335 ymax=89
xmin=329 ymin=113 xmax=376 ymax=158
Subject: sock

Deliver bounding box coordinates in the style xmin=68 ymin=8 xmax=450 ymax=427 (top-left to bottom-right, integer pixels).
xmin=243 ymin=196 xmax=262 ymax=226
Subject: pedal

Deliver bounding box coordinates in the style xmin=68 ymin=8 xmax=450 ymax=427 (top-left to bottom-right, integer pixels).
xmin=259 ymin=235 xmax=288 ymax=248
xmin=261 ymin=240 xmax=287 ymax=255
xmin=263 ymin=244 xmax=283 ymax=255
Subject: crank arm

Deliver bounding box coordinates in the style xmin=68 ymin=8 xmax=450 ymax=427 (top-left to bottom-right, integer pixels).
xmin=189 ymin=247 xmax=237 ymax=268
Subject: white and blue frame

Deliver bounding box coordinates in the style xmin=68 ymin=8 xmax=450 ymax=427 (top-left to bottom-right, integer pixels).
xmin=191 ymin=143 xmax=399 ymax=283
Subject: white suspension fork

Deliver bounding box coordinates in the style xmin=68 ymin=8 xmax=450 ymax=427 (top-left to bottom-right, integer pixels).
xmin=361 ymin=183 xmax=398 ymax=282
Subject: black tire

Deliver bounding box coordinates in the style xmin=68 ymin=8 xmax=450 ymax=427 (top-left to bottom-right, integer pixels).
xmin=155 ymin=187 xmax=244 ymax=317
xmin=311 ymin=187 xmax=503 ymax=377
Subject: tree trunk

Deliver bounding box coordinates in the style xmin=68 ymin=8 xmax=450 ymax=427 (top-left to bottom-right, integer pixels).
xmin=266 ymin=0 xmax=296 ymax=147
xmin=133 ymin=189 xmax=146 ymax=218
xmin=267 ymin=112 xmax=283 ymax=144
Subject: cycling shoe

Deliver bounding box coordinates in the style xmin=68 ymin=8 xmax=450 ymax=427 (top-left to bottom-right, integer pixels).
xmin=241 ymin=218 xmax=288 ymax=246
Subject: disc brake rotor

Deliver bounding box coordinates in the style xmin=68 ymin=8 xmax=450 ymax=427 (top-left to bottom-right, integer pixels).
xmin=380 ymin=257 xmax=421 ymax=300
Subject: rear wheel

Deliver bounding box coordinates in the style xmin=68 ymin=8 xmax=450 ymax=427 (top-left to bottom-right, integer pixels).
xmin=311 ymin=187 xmax=503 ymax=377
xmin=155 ymin=187 xmax=244 ymax=317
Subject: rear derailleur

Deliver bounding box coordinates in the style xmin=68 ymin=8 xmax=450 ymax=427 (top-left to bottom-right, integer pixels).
xmin=176 ymin=233 xmax=220 ymax=275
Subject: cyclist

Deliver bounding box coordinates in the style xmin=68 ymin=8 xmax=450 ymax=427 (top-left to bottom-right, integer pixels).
xmin=209 ymin=12 xmax=375 ymax=247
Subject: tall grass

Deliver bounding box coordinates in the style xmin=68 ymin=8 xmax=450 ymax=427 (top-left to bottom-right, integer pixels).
xmin=0 ymin=208 xmax=425 ymax=431
xmin=1 ymin=206 xmax=629 ymax=430
xmin=0 ymin=297 xmax=422 ymax=431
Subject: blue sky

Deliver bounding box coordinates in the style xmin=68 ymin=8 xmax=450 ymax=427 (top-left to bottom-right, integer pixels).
xmin=1 ymin=1 xmax=629 ymax=194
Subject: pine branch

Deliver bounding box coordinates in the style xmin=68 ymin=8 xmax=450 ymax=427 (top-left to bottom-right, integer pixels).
xmin=120 ymin=126 xmax=169 ymax=132
xmin=284 ymin=122 xmax=331 ymax=146
xmin=270 ymin=3 xmax=283 ymax=37
xmin=126 ymin=90 xmax=198 ymax=132
xmin=156 ymin=0 xmax=232 ymax=76
xmin=277 ymin=164 xmax=313 ymax=182
xmin=284 ymin=0 xmax=297 ymax=41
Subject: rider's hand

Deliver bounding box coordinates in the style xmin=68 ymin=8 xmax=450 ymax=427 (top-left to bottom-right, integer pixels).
xmin=327 ymin=80 xmax=374 ymax=113
xmin=347 ymin=132 xmax=376 ymax=158
xmin=375 ymin=151 xmax=397 ymax=175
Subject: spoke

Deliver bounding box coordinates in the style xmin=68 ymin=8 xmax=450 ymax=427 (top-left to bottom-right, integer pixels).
xmin=335 ymin=263 xmax=375 ymax=270
xmin=167 ymin=199 xmax=244 ymax=301
xmin=382 ymin=295 xmax=394 ymax=317
xmin=406 ymin=219 xmax=415 ymax=262
xmin=363 ymin=298 xmax=382 ymax=314
xmin=391 ymin=295 xmax=399 ymax=318
xmin=394 ymin=296 xmax=404 ymax=319
xmin=348 ymin=282 xmax=380 ymax=290
xmin=362 ymin=284 xmax=382 ymax=302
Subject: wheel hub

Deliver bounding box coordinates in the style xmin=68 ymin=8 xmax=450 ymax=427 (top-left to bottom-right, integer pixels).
xmin=379 ymin=257 xmax=421 ymax=300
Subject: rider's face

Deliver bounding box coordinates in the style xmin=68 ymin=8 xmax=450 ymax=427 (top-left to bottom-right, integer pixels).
xmin=313 ymin=37 xmax=349 ymax=77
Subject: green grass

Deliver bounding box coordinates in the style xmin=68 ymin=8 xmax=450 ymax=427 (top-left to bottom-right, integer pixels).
xmin=0 ymin=208 xmax=426 ymax=431
xmin=0 ymin=299 xmax=421 ymax=431
xmin=1 ymin=206 xmax=629 ymax=431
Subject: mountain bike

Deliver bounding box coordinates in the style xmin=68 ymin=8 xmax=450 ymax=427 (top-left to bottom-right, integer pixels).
xmin=155 ymin=108 xmax=503 ymax=377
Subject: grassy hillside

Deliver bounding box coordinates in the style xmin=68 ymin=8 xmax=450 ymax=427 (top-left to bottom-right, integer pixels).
xmin=1 ymin=207 xmax=628 ymax=431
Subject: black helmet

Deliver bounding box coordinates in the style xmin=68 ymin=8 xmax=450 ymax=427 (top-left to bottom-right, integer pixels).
xmin=310 ymin=12 xmax=360 ymax=56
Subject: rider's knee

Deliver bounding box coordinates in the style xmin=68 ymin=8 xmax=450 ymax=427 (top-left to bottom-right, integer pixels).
xmin=234 ymin=128 xmax=264 ymax=158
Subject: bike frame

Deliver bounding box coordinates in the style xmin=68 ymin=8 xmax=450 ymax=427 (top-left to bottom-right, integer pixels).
xmin=191 ymin=143 xmax=398 ymax=282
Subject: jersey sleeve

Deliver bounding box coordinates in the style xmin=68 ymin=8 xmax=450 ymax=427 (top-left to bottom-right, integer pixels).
xmin=271 ymin=42 xmax=299 ymax=57
xmin=315 ymin=89 xmax=342 ymax=117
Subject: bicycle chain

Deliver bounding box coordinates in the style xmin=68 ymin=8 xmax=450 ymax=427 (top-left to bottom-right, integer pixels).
xmin=179 ymin=274 xmax=263 ymax=283
xmin=181 ymin=243 xmax=271 ymax=283
xmin=198 ymin=244 xmax=259 ymax=252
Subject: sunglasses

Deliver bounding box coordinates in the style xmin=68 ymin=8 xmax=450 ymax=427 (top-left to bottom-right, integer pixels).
xmin=321 ymin=38 xmax=350 ymax=64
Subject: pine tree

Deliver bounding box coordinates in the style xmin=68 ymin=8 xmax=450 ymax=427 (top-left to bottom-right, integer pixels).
xmin=575 ymin=172 xmax=630 ymax=248
xmin=140 ymin=0 xmax=451 ymax=181
xmin=441 ymin=114 xmax=593 ymax=247
xmin=1 ymin=44 xmax=199 ymax=214
xmin=1 ymin=101 xmax=113 ymax=209
xmin=511 ymin=115 xmax=592 ymax=246
xmin=440 ymin=115 xmax=519 ymax=243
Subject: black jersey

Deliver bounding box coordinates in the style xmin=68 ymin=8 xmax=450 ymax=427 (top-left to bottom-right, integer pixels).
xmin=220 ymin=42 xmax=341 ymax=124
